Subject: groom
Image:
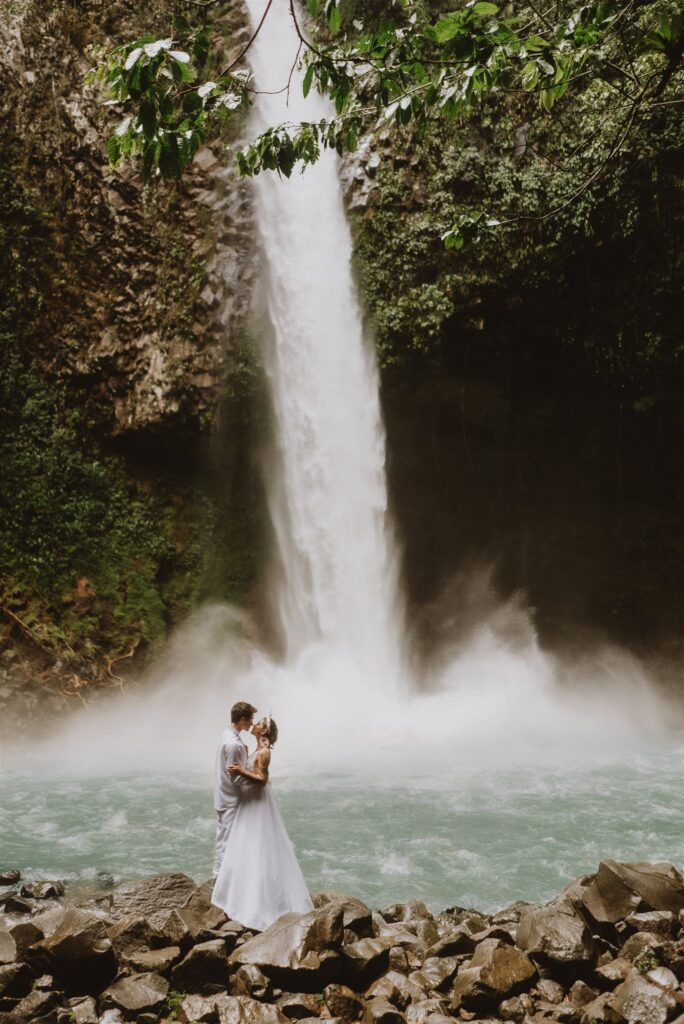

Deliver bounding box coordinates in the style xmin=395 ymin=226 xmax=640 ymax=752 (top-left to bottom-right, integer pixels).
xmin=213 ymin=700 xmax=257 ymax=878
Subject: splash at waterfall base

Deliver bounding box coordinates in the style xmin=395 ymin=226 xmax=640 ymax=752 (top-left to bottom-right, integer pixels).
xmin=0 ymin=860 xmax=683 ymax=1024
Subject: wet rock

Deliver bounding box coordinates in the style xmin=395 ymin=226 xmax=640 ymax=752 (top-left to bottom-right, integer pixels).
xmin=1 ymin=895 xmax=32 ymax=915
xmin=408 ymin=955 xmax=461 ymax=993
xmin=388 ymin=946 xmax=410 ymax=974
xmin=106 ymin=916 xmax=156 ymax=959
xmin=9 ymin=919 xmax=44 ymax=957
xmin=451 ymin=939 xmax=537 ymax=1011
xmin=178 ymin=889 xmax=227 ymax=940
xmin=382 ymin=902 xmax=432 ymax=925
xmin=610 ymin=965 xmax=679 ymax=1023
xmin=0 ymin=931 xmax=16 ymax=965
xmin=278 ymin=992 xmax=321 ymax=1018
xmin=171 ymin=938 xmax=230 ymax=993
xmin=579 ymin=860 xmax=684 ymax=927
xmin=110 ymin=873 xmax=199 ymax=920
xmin=342 ymin=937 xmax=395 ymax=986
xmin=517 ymin=900 xmax=597 ymax=964
xmin=0 ymin=872 xmax=20 ymax=887
xmin=373 ymin=924 xmax=426 ymax=965
xmin=625 ymin=911 xmax=676 ymax=937
xmin=0 ymin=961 xmax=32 ymax=997
xmin=25 ymin=907 xmax=117 ymax=995
xmin=100 ymin=971 xmax=169 ymax=1015
xmin=366 ymin=971 xmax=424 ymax=1010
xmin=148 ymin=907 xmax=192 ymax=949
xmin=126 ymin=944 xmax=181 ymax=973
xmin=8 ymin=988 xmax=61 ymax=1023
xmin=324 ymin=982 xmax=364 ymax=1020
xmin=232 ymin=963 xmax=272 ymax=999
xmin=594 ymin=957 xmax=631 ymax=988
xmin=425 ymin=927 xmax=478 ymax=958
xmin=536 ymin=977 xmax=566 ymax=1003
xmin=365 ymin=996 xmax=405 ymax=1023
xmin=493 ymin=902 xmax=533 ymax=927
xmin=314 ymin=894 xmax=374 ymax=939
xmin=68 ymin=994 xmax=98 ymax=1024
xmin=20 ymin=881 xmax=65 ymax=901
xmin=231 ymin=908 xmax=343 ymax=991
xmin=404 ymin=999 xmax=450 ymax=1023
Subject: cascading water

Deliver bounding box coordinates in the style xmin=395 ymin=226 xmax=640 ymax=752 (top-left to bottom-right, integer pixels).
xmin=245 ymin=0 xmax=404 ymax=681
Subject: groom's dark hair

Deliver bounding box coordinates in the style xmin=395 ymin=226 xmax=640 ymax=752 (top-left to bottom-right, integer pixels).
xmin=231 ymin=701 xmax=257 ymax=723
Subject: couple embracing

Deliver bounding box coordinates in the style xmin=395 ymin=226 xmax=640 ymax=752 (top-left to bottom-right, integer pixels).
xmin=211 ymin=701 xmax=313 ymax=932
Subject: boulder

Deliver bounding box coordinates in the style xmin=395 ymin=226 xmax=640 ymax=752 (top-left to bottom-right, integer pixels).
xmin=373 ymin=924 xmax=425 ymax=965
xmin=278 ymin=992 xmax=321 ymax=1018
xmin=110 ymin=873 xmax=199 ymax=920
xmin=148 ymin=907 xmax=192 ymax=948
xmin=0 ymin=961 xmax=32 ymax=997
xmin=408 ymin=956 xmax=460 ymax=993
xmin=0 ymin=931 xmax=16 ymax=966
xmin=625 ymin=911 xmax=676 ymax=937
xmin=126 ymin=944 xmax=181 ymax=973
xmin=388 ymin=947 xmax=410 ymax=974
xmin=342 ymin=937 xmax=395 ymax=986
xmin=106 ymin=916 xmax=156 ymax=959
xmin=214 ymin=994 xmax=283 ymax=1023
xmin=517 ymin=899 xmax=597 ymax=964
xmin=100 ymin=972 xmax=169 ymax=1015
xmin=20 ymin=881 xmax=64 ymax=901
xmin=1 ymin=895 xmax=32 ymax=915
xmin=424 ymin=927 xmax=478 ymax=959
xmin=6 ymin=988 xmax=61 ymax=1023
xmin=69 ymin=995 xmax=98 ymax=1024
xmin=171 ymin=938 xmax=230 ymax=993
xmin=9 ymin=920 xmax=43 ymax=957
xmin=498 ymin=993 xmax=535 ymax=1020
xmin=618 ymin=931 xmax=666 ymax=963
xmin=0 ymin=872 xmax=20 ymax=887
xmin=324 ymin=983 xmax=364 ymax=1020
xmin=580 ymin=991 xmax=615 ymax=1024
xmin=178 ymin=889 xmax=228 ymax=940
xmin=314 ymin=894 xmax=373 ymax=938
xmin=569 ymin=980 xmax=599 ymax=1007
xmin=231 ymin=907 xmax=343 ymax=991
xmin=382 ymin=902 xmax=432 ymax=925
xmin=175 ymin=992 xmax=220 ymax=1022
xmin=404 ymin=1000 xmax=450 ymax=1023
xmin=231 ymin=963 xmax=272 ymax=999
xmin=366 ymin=971 xmax=425 ymax=1010
xmin=365 ymin=996 xmax=405 ymax=1023
xmin=594 ymin=957 xmax=631 ymax=988
xmin=536 ymin=977 xmax=566 ymax=1003
xmin=24 ymin=907 xmax=117 ymax=994
xmin=579 ymin=861 xmax=684 ymax=927
xmin=610 ymin=965 xmax=679 ymax=1024
xmin=451 ymin=939 xmax=537 ymax=1011
xmin=493 ymin=902 xmax=533 ymax=926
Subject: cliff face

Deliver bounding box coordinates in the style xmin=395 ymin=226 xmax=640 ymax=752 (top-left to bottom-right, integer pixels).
xmin=0 ymin=0 xmax=265 ymax=728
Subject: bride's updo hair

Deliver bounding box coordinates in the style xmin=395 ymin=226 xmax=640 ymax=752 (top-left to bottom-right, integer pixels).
xmin=259 ymin=716 xmax=278 ymax=747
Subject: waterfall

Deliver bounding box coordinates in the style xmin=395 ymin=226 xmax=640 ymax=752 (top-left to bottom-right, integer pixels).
xmin=244 ymin=0 xmax=405 ymax=684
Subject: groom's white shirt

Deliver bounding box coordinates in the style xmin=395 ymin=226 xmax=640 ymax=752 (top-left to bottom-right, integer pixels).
xmin=214 ymin=726 xmax=247 ymax=811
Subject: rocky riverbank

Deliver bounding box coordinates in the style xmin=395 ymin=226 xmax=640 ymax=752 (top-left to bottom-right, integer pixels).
xmin=0 ymin=860 xmax=683 ymax=1024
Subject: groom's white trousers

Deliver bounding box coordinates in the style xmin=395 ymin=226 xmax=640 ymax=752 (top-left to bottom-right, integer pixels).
xmin=213 ymin=806 xmax=237 ymax=877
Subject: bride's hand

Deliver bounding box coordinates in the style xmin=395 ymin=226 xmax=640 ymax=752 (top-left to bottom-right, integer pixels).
xmin=228 ymin=764 xmax=242 ymax=775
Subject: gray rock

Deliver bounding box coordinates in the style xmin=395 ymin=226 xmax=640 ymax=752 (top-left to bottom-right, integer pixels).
xmin=231 ymin=963 xmax=272 ymax=999
xmin=25 ymin=907 xmax=117 ymax=995
xmin=579 ymin=860 xmax=684 ymax=927
xmin=0 ymin=930 xmax=16 ymax=965
xmin=0 ymin=961 xmax=32 ymax=997
xmin=381 ymin=902 xmax=432 ymax=925
xmin=313 ymin=893 xmax=373 ymax=938
xmin=68 ymin=995 xmax=98 ymax=1024
xmin=324 ymin=982 xmax=364 ymax=1020
xmin=100 ymin=972 xmax=169 ymax=1014
xmin=451 ymin=939 xmax=537 ymax=1011
xmin=0 ymin=871 xmax=20 ymax=887
xmin=277 ymin=992 xmax=321 ymax=1018
xmin=625 ymin=911 xmax=676 ymax=937
xmin=231 ymin=906 xmax=343 ymax=990
xmin=171 ymin=938 xmax=230 ymax=993
xmin=126 ymin=944 xmax=180 ymax=973
xmin=365 ymin=996 xmax=405 ymax=1023
xmin=110 ymin=873 xmax=199 ymax=920
xmin=610 ymin=965 xmax=678 ymax=1024
xmin=20 ymin=881 xmax=65 ymax=901
xmin=517 ymin=899 xmax=597 ymax=964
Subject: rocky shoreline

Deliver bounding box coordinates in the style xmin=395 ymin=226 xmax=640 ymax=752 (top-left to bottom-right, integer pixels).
xmin=0 ymin=861 xmax=683 ymax=1024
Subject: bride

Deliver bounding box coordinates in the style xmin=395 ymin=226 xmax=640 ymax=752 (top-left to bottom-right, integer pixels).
xmin=211 ymin=716 xmax=313 ymax=931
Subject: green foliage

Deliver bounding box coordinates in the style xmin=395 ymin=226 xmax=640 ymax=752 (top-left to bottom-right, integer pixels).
xmin=634 ymin=946 xmax=660 ymax=973
xmin=164 ymin=989 xmax=185 ymax=1019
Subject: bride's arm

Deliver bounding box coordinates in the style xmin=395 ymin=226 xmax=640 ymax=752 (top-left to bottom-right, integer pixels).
xmin=229 ymin=749 xmax=271 ymax=785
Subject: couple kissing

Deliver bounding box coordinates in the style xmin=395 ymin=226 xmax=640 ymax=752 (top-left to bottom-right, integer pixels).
xmin=211 ymin=701 xmax=313 ymax=932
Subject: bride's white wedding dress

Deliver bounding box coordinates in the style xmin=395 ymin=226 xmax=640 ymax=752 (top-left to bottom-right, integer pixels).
xmin=211 ymin=751 xmax=313 ymax=931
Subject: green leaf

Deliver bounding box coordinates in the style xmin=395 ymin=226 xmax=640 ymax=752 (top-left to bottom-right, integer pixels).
xmin=106 ymin=135 xmax=121 ymax=167
xmin=327 ymin=4 xmax=341 ymax=35
xmin=521 ymin=61 xmax=539 ymax=90
xmin=306 ymin=0 xmax=321 ymax=16
xmin=139 ymin=100 xmax=157 ymax=135
xmin=302 ymin=65 xmax=314 ymax=99
xmin=433 ymin=16 xmax=464 ymax=43
xmin=473 ymin=2 xmax=499 ymax=16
